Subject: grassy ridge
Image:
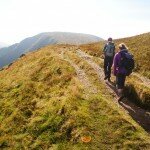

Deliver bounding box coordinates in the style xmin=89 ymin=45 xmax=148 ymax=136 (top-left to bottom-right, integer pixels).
xmin=79 ymin=33 xmax=150 ymax=108
xmin=80 ymin=32 xmax=150 ymax=78
xmin=115 ymin=32 xmax=150 ymax=78
xmin=0 ymin=45 xmax=150 ymax=149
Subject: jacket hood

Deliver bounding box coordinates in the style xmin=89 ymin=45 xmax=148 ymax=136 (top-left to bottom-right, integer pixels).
xmin=119 ymin=49 xmax=128 ymax=54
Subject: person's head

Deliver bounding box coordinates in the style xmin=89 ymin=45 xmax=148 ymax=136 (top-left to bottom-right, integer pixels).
xmin=118 ymin=43 xmax=128 ymax=51
xmin=108 ymin=37 xmax=113 ymax=43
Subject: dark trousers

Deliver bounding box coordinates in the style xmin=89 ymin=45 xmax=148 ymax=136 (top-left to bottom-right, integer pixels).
xmin=116 ymin=74 xmax=126 ymax=89
xmin=104 ymin=56 xmax=113 ymax=78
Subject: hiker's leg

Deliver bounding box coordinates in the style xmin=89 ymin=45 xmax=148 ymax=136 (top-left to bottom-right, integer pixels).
xmin=116 ymin=74 xmax=126 ymax=101
xmin=107 ymin=57 xmax=113 ymax=80
xmin=104 ymin=57 xmax=108 ymax=77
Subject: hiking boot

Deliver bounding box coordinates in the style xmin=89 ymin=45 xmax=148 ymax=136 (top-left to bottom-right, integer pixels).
xmin=108 ymin=78 xmax=111 ymax=82
xmin=117 ymin=96 xmax=124 ymax=102
xmin=104 ymin=76 xmax=108 ymax=80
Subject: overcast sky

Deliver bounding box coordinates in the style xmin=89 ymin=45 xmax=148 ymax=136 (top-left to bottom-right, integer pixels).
xmin=0 ymin=0 xmax=150 ymax=44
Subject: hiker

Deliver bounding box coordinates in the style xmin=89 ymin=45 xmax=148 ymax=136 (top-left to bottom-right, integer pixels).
xmin=103 ymin=37 xmax=115 ymax=82
xmin=113 ymin=43 xmax=134 ymax=101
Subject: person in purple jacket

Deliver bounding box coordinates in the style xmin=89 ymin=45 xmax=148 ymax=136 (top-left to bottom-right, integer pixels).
xmin=113 ymin=43 xmax=128 ymax=101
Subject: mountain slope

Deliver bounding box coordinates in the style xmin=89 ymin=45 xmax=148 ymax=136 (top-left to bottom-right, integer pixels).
xmin=114 ymin=32 xmax=150 ymax=78
xmin=79 ymin=32 xmax=150 ymax=109
xmin=0 ymin=32 xmax=102 ymax=68
xmin=80 ymin=32 xmax=150 ymax=78
xmin=0 ymin=44 xmax=149 ymax=149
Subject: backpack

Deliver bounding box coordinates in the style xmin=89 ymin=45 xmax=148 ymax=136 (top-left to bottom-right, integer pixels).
xmin=104 ymin=43 xmax=115 ymax=57
xmin=119 ymin=51 xmax=135 ymax=76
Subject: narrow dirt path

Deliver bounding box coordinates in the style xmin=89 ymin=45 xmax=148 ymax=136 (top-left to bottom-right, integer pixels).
xmin=76 ymin=49 xmax=150 ymax=133
xmin=60 ymin=49 xmax=98 ymax=96
xmin=76 ymin=49 xmax=117 ymax=98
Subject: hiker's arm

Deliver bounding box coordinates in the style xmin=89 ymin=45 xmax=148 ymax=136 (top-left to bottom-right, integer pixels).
xmin=113 ymin=54 xmax=118 ymax=76
xmin=113 ymin=45 xmax=116 ymax=57
xmin=103 ymin=44 xmax=106 ymax=53
xmin=102 ymin=44 xmax=106 ymax=57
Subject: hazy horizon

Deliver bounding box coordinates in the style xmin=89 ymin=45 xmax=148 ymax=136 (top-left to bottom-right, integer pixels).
xmin=1 ymin=31 xmax=150 ymax=46
xmin=0 ymin=0 xmax=150 ymax=45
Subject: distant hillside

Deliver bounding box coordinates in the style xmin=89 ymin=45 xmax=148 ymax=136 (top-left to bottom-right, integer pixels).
xmin=80 ymin=32 xmax=150 ymax=78
xmin=0 ymin=44 xmax=149 ymax=149
xmin=0 ymin=32 xmax=102 ymax=68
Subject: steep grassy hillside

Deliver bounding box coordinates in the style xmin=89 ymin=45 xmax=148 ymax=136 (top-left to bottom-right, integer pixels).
xmin=80 ymin=33 xmax=150 ymax=108
xmin=115 ymin=32 xmax=150 ymax=78
xmin=0 ymin=32 xmax=102 ymax=68
xmin=0 ymin=45 xmax=150 ymax=149
xmin=80 ymin=32 xmax=150 ymax=78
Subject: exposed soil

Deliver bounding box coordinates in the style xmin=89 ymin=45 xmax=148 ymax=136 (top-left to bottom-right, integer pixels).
xmin=76 ymin=49 xmax=150 ymax=133
xmin=59 ymin=47 xmax=150 ymax=133
xmin=60 ymin=48 xmax=98 ymax=95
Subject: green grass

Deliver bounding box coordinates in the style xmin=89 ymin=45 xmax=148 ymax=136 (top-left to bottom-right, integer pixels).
xmin=80 ymin=32 xmax=150 ymax=79
xmin=79 ymin=32 xmax=150 ymax=109
xmin=125 ymin=75 xmax=150 ymax=109
xmin=115 ymin=32 xmax=150 ymax=78
xmin=0 ymin=45 xmax=150 ymax=149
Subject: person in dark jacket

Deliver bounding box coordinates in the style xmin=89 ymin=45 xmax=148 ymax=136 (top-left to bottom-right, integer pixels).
xmin=113 ymin=43 xmax=128 ymax=101
xmin=103 ymin=37 xmax=115 ymax=82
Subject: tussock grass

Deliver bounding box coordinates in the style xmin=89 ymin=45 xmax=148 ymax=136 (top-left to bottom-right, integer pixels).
xmin=79 ymin=41 xmax=104 ymax=57
xmin=115 ymin=32 xmax=150 ymax=78
xmin=80 ymin=33 xmax=150 ymax=79
xmin=0 ymin=45 xmax=150 ymax=149
xmin=125 ymin=75 xmax=150 ymax=109
xmin=62 ymin=49 xmax=150 ymax=149
xmin=80 ymin=33 xmax=150 ymax=108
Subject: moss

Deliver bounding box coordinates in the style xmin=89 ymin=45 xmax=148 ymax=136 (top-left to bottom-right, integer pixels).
xmin=0 ymin=45 xmax=150 ymax=149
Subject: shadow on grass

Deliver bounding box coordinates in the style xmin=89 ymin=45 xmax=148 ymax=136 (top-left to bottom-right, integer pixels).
xmin=106 ymin=81 xmax=150 ymax=133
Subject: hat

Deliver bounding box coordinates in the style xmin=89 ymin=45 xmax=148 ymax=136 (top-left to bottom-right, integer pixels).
xmin=108 ymin=37 xmax=112 ymax=41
